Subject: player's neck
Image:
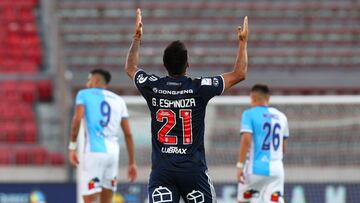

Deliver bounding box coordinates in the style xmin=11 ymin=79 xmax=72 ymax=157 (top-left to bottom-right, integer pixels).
xmin=92 ymin=85 xmax=107 ymax=89
xmin=254 ymin=102 xmax=269 ymax=107
xmin=168 ymin=73 xmax=186 ymax=78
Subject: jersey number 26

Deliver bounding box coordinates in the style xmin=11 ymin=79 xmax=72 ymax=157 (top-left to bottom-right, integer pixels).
xmin=262 ymin=122 xmax=281 ymax=151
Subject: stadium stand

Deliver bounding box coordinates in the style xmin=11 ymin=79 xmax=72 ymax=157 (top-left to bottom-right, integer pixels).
xmin=52 ymin=0 xmax=360 ymax=169
xmin=57 ymin=0 xmax=360 ymax=95
xmin=0 ymin=0 xmax=64 ymax=166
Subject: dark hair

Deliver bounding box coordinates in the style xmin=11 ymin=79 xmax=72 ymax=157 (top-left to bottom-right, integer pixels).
xmin=163 ymin=40 xmax=188 ymax=75
xmin=90 ymin=69 xmax=111 ymax=84
xmin=251 ymin=84 xmax=270 ymax=95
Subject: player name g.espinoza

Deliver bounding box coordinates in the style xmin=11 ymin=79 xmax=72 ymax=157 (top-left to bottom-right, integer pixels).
xmin=152 ymin=98 xmax=196 ymax=108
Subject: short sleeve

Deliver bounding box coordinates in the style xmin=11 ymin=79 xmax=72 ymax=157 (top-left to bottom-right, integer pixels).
xmin=283 ymin=116 xmax=289 ymax=139
xmin=134 ymin=69 xmax=158 ymax=88
xmin=75 ymin=90 xmax=86 ymax=105
xmin=120 ymin=99 xmax=129 ymax=119
xmin=198 ymin=76 xmax=225 ymax=101
xmin=240 ymin=110 xmax=253 ymax=134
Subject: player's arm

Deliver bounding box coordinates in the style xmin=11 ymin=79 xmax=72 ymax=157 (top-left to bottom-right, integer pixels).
xmin=222 ymin=16 xmax=248 ymax=91
xmin=283 ymin=117 xmax=290 ymax=154
xmin=121 ymin=118 xmax=137 ymax=182
xmin=283 ymin=138 xmax=288 ymax=153
xmin=125 ymin=8 xmax=143 ymax=79
xmin=237 ymin=132 xmax=252 ymax=183
xmin=68 ymin=105 xmax=84 ymax=167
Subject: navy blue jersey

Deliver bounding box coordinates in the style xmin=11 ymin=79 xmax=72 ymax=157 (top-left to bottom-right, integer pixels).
xmin=134 ymin=70 xmax=224 ymax=172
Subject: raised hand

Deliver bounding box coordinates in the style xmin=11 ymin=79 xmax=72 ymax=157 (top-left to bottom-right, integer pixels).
xmin=238 ymin=16 xmax=248 ymax=42
xmin=134 ymin=8 xmax=143 ymax=40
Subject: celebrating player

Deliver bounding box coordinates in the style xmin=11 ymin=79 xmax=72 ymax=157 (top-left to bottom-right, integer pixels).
xmin=237 ymin=84 xmax=289 ymax=203
xmin=125 ymin=8 xmax=248 ymax=203
xmin=68 ymin=69 xmax=137 ymax=203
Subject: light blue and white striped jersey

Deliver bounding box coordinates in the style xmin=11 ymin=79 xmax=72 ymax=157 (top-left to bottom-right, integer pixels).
xmin=75 ymin=88 xmax=129 ymax=154
xmin=240 ymin=106 xmax=289 ymax=176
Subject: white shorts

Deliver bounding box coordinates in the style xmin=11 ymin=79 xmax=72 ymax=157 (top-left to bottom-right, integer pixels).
xmin=79 ymin=152 xmax=119 ymax=196
xmin=237 ymin=174 xmax=284 ymax=203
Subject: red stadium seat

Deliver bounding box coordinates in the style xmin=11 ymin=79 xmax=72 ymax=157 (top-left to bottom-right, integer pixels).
xmin=18 ymin=81 xmax=37 ymax=103
xmin=15 ymin=148 xmax=30 ymax=165
xmin=22 ymin=22 xmax=37 ymax=35
xmin=19 ymin=62 xmax=38 ymax=73
xmin=2 ymin=7 xmax=17 ymax=21
xmin=49 ymin=152 xmax=65 ymax=166
xmin=16 ymin=105 xmax=35 ymax=121
xmin=37 ymin=80 xmax=53 ymax=101
xmin=2 ymin=80 xmax=17 ymax=94
xmin=0 ymin=147 xmax=12 ymax=165
xmin=0 ymin=0 xmax=50 ymax=166
xmin=0 ymin=123 xmax=7 ymax=142
xmin=4 ymin=122 xmax=19 ymax=143
xmin=19 ymin=8 xmax=35 ymax=22
xmin=7 ymin=34 xmax=22 ymax=47
xmin=31 ymin=147 xmax=48 ymax=165
xmin=1 ymin=104 xmax=18 ymax=121
xmin=23 ymin=121 xmax=37 ymax=143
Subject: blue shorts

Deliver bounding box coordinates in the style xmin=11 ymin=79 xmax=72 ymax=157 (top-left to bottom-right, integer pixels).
xmin=148 ymin=169 xmax=216 ymax=203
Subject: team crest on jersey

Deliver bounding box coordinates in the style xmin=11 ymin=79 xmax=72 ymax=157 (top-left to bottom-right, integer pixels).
xmin=152 ymin=186 xmax=172 ymax=203
xmin=201 ymin=78 xmax=212 ymax=86
xmin=88 ymin=177 xmax=100 ymax=190
xmin=243 ymin=189 xmax=259 ymax=199
xmin=186 ymin=190 xmax=204 ymax=203
xmin=137 ymin=74 xmax=148 ymax=84
xmin=271 ymin=192 xmax=281 ymax=202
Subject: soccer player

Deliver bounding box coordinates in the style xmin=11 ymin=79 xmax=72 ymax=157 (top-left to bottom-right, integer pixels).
xmin=68 ymin=69 xmax=137 ymax=203
xmin=125 ymin=9 xmax=248 ymax=203
xmin=236 ymin=84 xmax=289 ymax=203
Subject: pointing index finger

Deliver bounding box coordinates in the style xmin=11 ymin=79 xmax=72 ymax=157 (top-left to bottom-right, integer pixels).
xmin=137 ymin=8 xmax=142 ymax=20
xmin=244 ymin=16 xmax=248 ymax=31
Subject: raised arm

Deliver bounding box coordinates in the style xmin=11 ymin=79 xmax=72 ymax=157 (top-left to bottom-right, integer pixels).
xmin=125 ymin=8 xmax=143 ymax=79
xmin=222 ymin=16 xmax=249 ymax=91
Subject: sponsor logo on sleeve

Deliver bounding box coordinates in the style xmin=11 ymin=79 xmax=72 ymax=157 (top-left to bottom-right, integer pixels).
xmin=213 ymin=78 xmax=219 ymax=87
xmin=149 ymin=76 xmax=159 ymax=82
xmin=201 ymin=78 xmax=212 ymax=86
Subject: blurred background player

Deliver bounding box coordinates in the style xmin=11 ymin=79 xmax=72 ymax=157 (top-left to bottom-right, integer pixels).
xmin=237 ymin=84 xmax=289 ymax=203
xmin=125 ymin=9 xmax=248 ymax=202
xmin=68 ymin=69 xmax=137 ymax=203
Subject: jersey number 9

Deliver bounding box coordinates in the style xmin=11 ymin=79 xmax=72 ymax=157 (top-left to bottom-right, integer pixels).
xmin=100 ymin=101 xmax=111 ymax=127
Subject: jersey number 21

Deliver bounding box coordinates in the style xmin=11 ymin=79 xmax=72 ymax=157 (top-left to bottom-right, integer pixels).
xmin=156 ymin=109 xmax=192 ymax=145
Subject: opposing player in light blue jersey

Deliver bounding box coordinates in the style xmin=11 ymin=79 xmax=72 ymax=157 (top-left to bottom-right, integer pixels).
xmin=68 ymin=69 xmax=137 ymax=203
xmin=237 ymin=84 xmax=289 ymax=203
